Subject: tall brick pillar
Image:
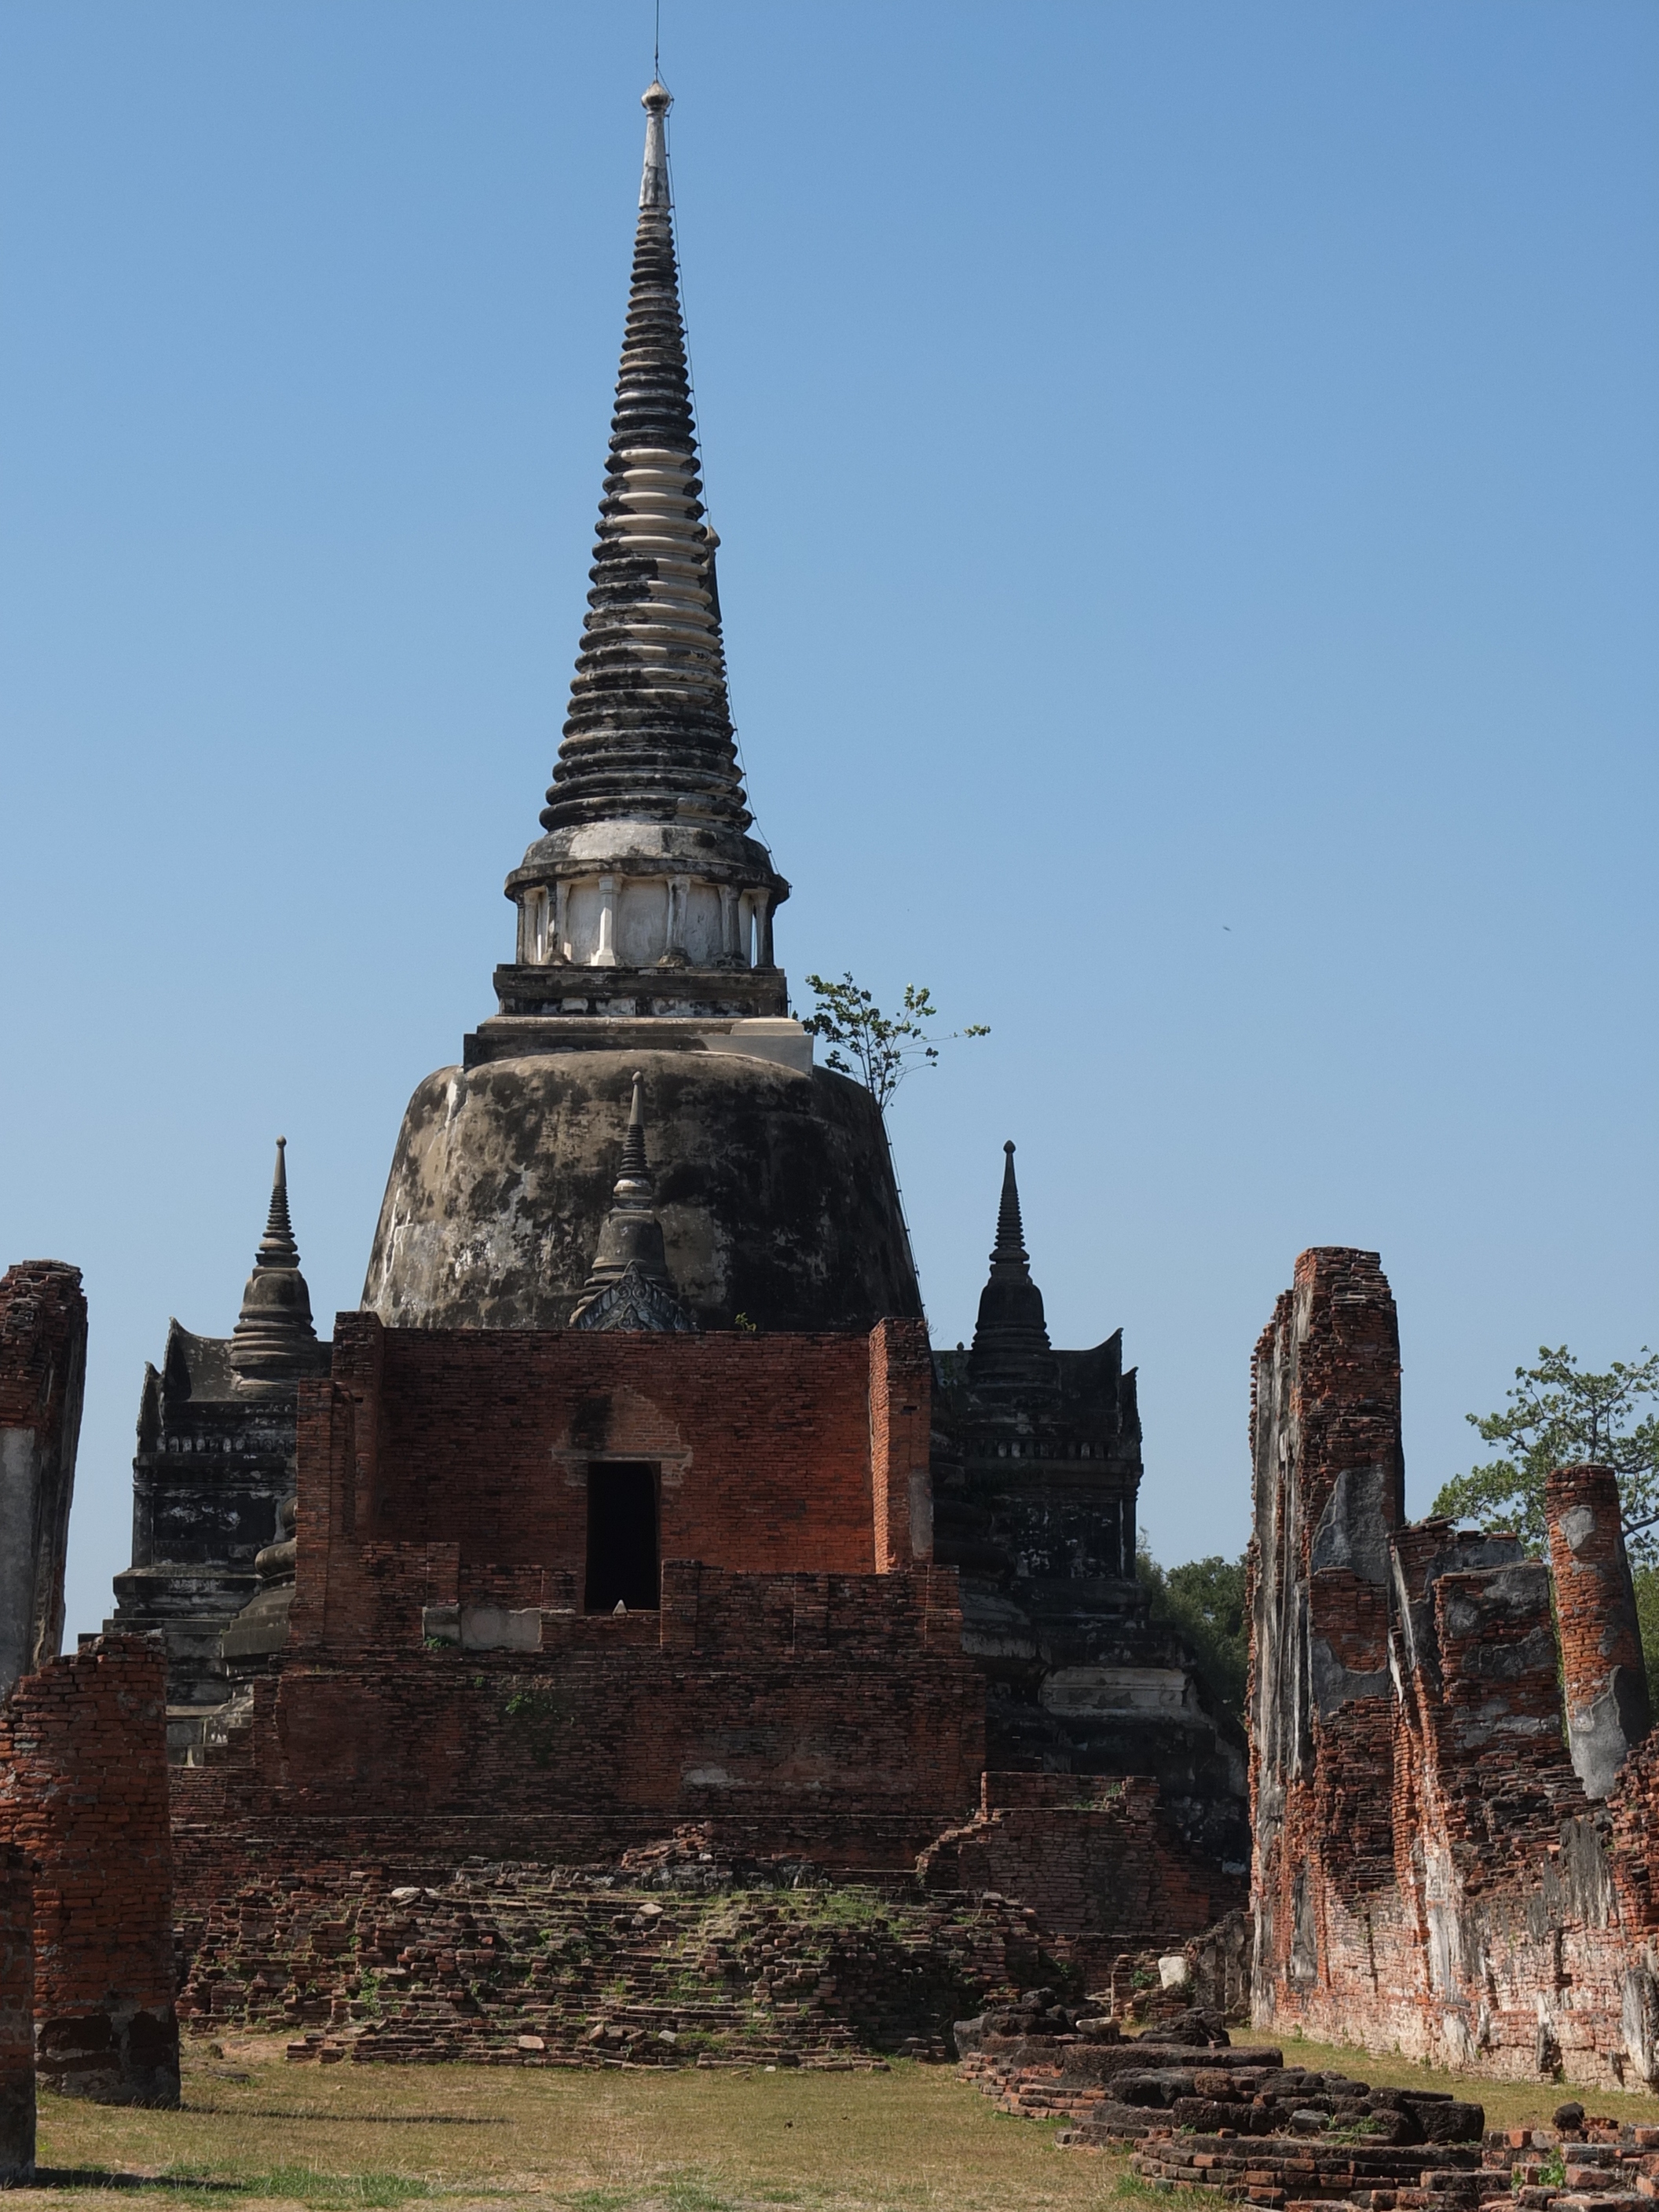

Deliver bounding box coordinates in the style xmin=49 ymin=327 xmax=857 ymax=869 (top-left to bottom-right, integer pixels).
xmin=0 ymin=1262 xmax=88 ymax=1699
xmin=0 ymin=1637 xmax=179 ymax=2105
xmin=1546 ymin=1463 xmax=1651 ymax=1800
xmin=1248 ymin=1249 xmax=1404 ymax=2021
xmin=0 ymin=1847 xmax=34 ymax=2181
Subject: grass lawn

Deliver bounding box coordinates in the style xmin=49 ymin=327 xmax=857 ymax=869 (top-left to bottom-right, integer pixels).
xmin=24 ymin=2032 xmax=1659 ymax=2212
xmin=27 ymin=2038 xmax=1126 ymax=2212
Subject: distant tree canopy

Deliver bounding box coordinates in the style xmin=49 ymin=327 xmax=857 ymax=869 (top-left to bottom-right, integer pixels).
xmin=1138 ymin=1546 xmax=1250 ymax=1727
xmin=1429 ymin=1346 xmax=1659 ymax=1563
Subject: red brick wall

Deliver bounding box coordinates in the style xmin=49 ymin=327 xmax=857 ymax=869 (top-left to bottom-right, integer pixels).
xmin=0 ymin=1845 xmax=31 ymax=2181
xmin=0 ymin=1637 xmax=178 ymax=2106
xmin=317 ymin=1313 xmax=923 ymax=1587
xmin=173 ymin=1561 xmax=985 ymax=1899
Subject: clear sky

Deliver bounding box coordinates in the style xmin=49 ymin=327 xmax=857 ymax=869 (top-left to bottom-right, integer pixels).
xmin=1 ymin=2 xmax=1654 ymax=1643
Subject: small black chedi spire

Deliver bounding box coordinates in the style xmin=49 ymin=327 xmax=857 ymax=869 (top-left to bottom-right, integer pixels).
xmin=969 ymin=1141 xmax=1054 ymax=1386
xmin=228 ymin=1139 xmax=325 ymax=1387
xmin=570 ymin=1073 xmax=694 ymax=1332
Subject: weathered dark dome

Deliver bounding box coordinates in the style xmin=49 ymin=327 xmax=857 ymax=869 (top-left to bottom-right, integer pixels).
xmin=361 ymin=1051 xmax=921 ymax=1332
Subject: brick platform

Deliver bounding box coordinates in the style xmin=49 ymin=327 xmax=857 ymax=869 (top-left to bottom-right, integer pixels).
xmin=170 ymin=1313 xmax=995 ymax=1898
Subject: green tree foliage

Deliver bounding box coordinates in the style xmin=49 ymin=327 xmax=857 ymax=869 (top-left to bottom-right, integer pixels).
xmin=1137 ymin=1545 xmax=1251 ymax=1726
xmin=801 ymin=973 xmax=988 ymax=1114
xmin=1429 ymin=1346 xmax=1659 ymax=1562
xmin=1632 ymin=1565 xmax=1659 ymax=1721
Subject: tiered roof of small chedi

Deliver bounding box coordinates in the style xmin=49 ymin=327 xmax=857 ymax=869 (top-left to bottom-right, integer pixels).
xmin=107 ymin=1145 xmax=329 ymax=1749
xmin=968 ymin=1144 xmax=1055 ymax=1390
xmin=360 ymin=82 xmax=920 ymax=1333
xmin=229 ymin=1139 xmax=324 ymax=1390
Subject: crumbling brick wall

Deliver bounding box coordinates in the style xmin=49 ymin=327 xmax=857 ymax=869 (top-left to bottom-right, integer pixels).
xmin=917 ymin=1772 xmax=1243 ymax=1987
xmin=1248 ymin=1247 xmax=1659 ymax=2089
xmin=0 ymin=1845 xmax=32 ymax=2181
xmin=0 ymin=1262 xmax=87 ymax=1698
xmin=0 ymin=1637 xmax=178 ymax=2105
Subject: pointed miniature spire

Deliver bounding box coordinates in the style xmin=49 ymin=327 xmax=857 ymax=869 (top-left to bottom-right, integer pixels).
xmin=539 ymin=79 xmax=750 ymax=837
xmin=570 ymin=1075 xmax=694 ymax=1331
xmin=229 ymin=1140 xmax=326 ymax=1388
xmin=255 ymin=1135 xmax=301 ymax=1269
xmin=617 ymin=1067 xmax=651 ymax=1184
xmin=969 ymin=1141 xmax=1053 ymax=1386
xmin=991 ymin=1139 xmax=1028 ymax=1267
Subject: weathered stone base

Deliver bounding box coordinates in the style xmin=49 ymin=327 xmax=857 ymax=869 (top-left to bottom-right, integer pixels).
xmin=37 ymin=2004 xmax=180 ymax=2107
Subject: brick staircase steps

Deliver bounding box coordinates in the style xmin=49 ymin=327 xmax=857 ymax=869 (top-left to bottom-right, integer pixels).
xmin=179 ymin=1850 xmax=1070 ymax=2068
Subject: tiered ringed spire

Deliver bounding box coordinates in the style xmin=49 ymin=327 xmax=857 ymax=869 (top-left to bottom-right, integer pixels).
xmin=229 ymin=1139 xmax=326 ymax=1387
xmin=541 ymin=79 xmax=748 ymax=837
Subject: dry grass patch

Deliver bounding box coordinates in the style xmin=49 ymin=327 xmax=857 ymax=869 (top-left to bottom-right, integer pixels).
xmin=30 ymin=2027 xmax=1659 ymax=2212
xmin=24 ymin=2038 xmax=1126 ymax=2212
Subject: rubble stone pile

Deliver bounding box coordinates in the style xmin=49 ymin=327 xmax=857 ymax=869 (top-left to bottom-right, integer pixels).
xmin=178 ymin=1842 xmax=1080 ymax=2068
xmin=954 ymin=2001 xmax=1507 ymax=2207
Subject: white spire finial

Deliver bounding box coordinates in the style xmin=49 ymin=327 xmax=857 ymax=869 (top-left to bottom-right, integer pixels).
xmin=640 ymin=78 xmax=672 ymax=211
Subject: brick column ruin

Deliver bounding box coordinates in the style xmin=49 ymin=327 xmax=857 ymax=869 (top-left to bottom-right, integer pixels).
xmin=1248 ymin=1248 xmax=1404 ymax=2023
xmin=0 ymin=1636 xmax=179 ymax=2106
xmin=1546 ymin=1463 xmax=1651 ymax=1800
xmin=0 ymin=1262 xmax=87 ymax=1699
xmin=0 ymin=1847 xmax=33 ymax=2181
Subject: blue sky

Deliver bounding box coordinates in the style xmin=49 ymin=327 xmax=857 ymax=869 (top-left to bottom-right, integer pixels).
xmin=1 ymin=2 xmax=1654 ymax=1640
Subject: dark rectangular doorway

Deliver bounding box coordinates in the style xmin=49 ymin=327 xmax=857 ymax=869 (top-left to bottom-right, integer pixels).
xmin=584 ymin=1461 xmax=659 ymax=1613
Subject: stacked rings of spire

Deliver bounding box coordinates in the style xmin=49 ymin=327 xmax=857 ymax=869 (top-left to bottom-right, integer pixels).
xmin=541 ymin=156 xmax=749 ymax=834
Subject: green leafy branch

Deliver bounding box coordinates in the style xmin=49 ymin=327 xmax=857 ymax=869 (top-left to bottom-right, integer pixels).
xmin=801 ymin=973 xmax=988 ymax=1113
